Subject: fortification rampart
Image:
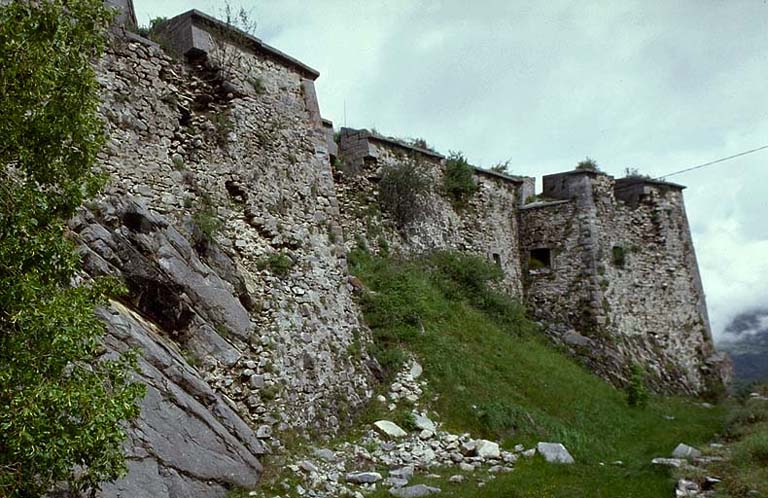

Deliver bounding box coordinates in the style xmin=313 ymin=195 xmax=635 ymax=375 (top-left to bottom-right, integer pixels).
xmin=519 ymin=171 xmax=729 ymax=393
xmin=80 ymin=1 xmax=730 ymax=495
xmin=336 ymin=128 xmax=527 ymax=297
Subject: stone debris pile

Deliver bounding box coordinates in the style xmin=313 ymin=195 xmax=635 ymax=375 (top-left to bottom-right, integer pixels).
xmin=264 ymin=427 xmax=536 ymax=498
xmin=250 ymin=359 xmax=557 ymax=498
xmin=651 ymin=442 xmax=726 ymax=498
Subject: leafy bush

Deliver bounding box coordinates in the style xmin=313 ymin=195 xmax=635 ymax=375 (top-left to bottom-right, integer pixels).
xmin=0 ymin=1 xmax=144 ymax=495
xmin=626 ymin=363 xmax=649 ymax=407
xmin=191 ymin=194 xmax=222 ymax=254
xmin=576 ymin=157 xmax=601 ymax=172
xmin=136 ymin=16 xmax=167 ymax=38
xmin=258 ymin=253 xmax=294 ymax=276
xmin=394 ymin=411 xmax=419 ymax=432
xmin=443 ymin=151 xmax=478 ymax=208
xmin=408 ymin=137 xmax=432 ymax=151
xmin=206 ymin=3 xmax=259 ymax=82
xmin=377 ymin=159 xmax=432 ymax=229
xmin=426 ymin=251 xmax=504 ymax=300
xmin=425 ymin=251 xmax=531 ymax=331
xmin=490 ymin=159 xmax=512 ymax=175
xmin=624 ymin=167 xmax=652 ymax=179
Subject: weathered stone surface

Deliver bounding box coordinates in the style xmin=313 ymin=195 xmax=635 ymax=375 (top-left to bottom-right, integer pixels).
xmin=346 ymin=472 xmax=383 ymax=484
xmin=95 ymin=28 xmax=375 ymax=439
xmin=97 ymin=303 xmax=264 ymax=498
xmin=672 ymin=443 xmax=702 ymax=460
xmin=374 ymin=420 xmax=408 ymax=438
xmin=389 ymin=466 xmax=415 ymax=480
xmin=313 ymin=448 xmax=337 ymax=462
xmin=562 ymin=330 xmax=592 ymax=348
xmin=413 ymin=414 xmax=437 ymax=432
xmin=409 ymin=361 xmax=423 ymax=379
xmin=383 ymin=477 xmax=409 ymax=488
xmin=536 ymin=442 xmax=574 ymax=464
xmin=389 ymin=484 xmax=441 ymax=497
xmin=474 ymin=440 xmax=501 ymax=459
xmin=652 ymin=457 xmax=685 ymax=468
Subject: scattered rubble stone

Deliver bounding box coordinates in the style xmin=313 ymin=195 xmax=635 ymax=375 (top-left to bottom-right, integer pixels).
xmin=672 ymin=443 xmax=702 ymax=460
xmin=346 ymin=472 xmax=383 ymax=484
xmin=389 ymin=484 xmax=442 ymax=497
xmin=536 ymin=442 xmax=574 ymax=464
xmin=374 ymin=420 xmax=408 ymax=438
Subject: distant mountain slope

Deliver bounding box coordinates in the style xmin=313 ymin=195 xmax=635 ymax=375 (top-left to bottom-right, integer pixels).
xmin=718 ymin=308 xmax=768 ymax=381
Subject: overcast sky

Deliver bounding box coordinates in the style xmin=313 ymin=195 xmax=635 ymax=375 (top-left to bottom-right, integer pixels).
xmin=133 ymin=0 xmax=768 ymax=341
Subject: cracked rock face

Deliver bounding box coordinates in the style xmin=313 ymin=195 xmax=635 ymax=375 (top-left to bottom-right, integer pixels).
xmin=69 ymin=197 xmax=267 ymax=498
xmin=98 ymin=303 xmax=265 ymax=498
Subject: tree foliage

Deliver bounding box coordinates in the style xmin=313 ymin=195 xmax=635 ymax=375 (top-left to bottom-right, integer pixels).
xmin=378 ymin=159 xmax=432 ymax=229
xmin=0 ymin=1 xmax=144 ymax=496
xmin=575 ymin=157 xmax=601 ymax=172
xmin=443 ymin=151 xmax=479 ymax=209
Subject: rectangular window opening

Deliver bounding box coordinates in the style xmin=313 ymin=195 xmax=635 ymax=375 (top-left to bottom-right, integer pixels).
xmin=492 ymin=253 xmax=502 ymax=267
xmin=612 ymin=245 xmax=626 ymax=268
xmin=529 ymin=248 xmax=552 ymax=270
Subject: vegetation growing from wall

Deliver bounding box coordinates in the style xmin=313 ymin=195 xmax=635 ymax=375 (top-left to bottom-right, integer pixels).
xmin=136 ymin=16 xmax=167 ymax=39
xmin=575 ymin=157 xmax=601 ymax=172
xmin=208 ymin=3 xmax=259 ymax=82
xmin=350 ymin=249 xmax=725 ymax=497
xmin=258 ymin=253 xmax=294 ymax=276
xmin=443 ymin=151 xmax=479 ymax=209
xmin=624 ymin=167 xmax=653 ymax=179
xmin=490 ymin=159 xmax=512 ymax=175
xmin=0 ymin=1 xmax=145 ymax=496
xmin=377 ymin=159 xmax=432 ymax=229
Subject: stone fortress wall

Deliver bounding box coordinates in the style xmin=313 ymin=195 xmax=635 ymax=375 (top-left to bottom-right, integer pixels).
xmin=80 ymin=7 xmax=376 ymax=497
xmin=83 ymin=2 xmax=730 ymax=496
xmin=519 ymin=172 xmax=729 ymax=394
xmin=335 ymin=128 xmax=528 ymax=297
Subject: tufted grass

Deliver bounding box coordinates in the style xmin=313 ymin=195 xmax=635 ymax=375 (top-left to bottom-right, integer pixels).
xmin=350 ymin=249 xmax=725 ymax=498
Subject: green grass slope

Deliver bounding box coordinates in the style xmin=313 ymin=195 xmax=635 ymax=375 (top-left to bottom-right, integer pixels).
xmin=350 ymin=249 xmax=724 ymax=498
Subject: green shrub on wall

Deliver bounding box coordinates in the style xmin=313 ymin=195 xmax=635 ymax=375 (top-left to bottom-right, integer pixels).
xmin=444 ymin=151 xmax=479 ymax=209
xmin=378 ymin=159 xmax=432 ymax=229
xmin=575 ymin=157 xmax=601 ymax=172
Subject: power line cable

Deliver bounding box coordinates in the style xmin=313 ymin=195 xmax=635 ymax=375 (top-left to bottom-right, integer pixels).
xmin=653 ymin=144 xmax=768 ymax=181
xmin=614 ymin=143 xmax=768 ymax=190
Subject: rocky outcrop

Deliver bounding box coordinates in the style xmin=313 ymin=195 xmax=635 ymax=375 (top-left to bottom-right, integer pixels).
xmin=70 ymin=197 xmax=265 ymax=497
xmin=99 ymin=303 xmax=264 ymax=498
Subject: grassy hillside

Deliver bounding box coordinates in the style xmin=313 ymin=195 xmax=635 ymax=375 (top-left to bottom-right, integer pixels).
xmin=708 ymin=388 xmax=768 ymax=497
xmin=349 ymin=248 xmax=725 ymax=498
